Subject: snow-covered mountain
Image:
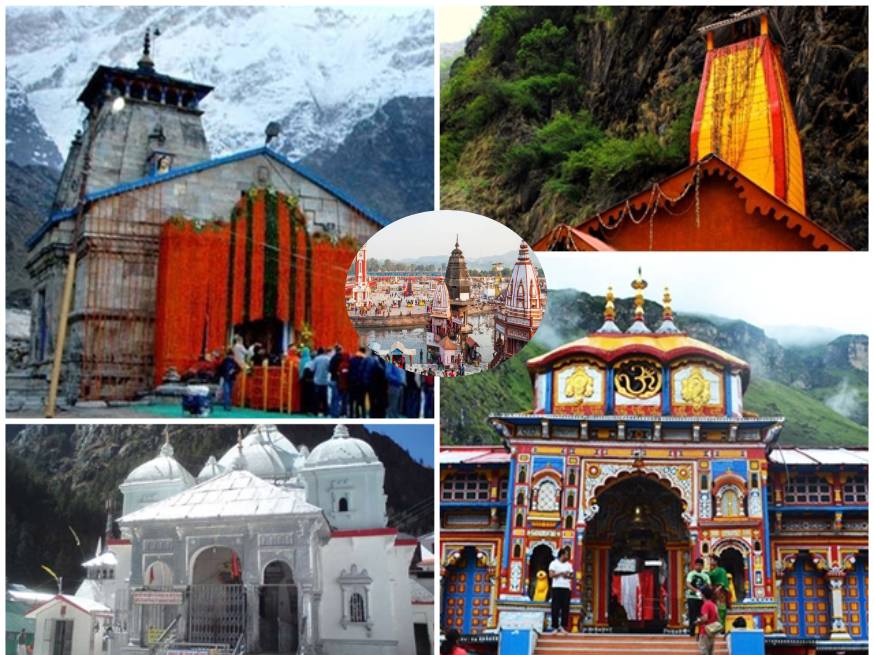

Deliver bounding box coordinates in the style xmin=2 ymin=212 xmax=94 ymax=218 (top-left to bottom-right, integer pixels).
xmin=5 ymin=5 xmax=434 ymax=162
xmin=5 ymin=76 xmax=63 ymax=169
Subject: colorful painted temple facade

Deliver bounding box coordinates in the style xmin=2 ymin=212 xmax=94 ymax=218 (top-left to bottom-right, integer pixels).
xmin=440 ymin=273 xmax=868 ymax=653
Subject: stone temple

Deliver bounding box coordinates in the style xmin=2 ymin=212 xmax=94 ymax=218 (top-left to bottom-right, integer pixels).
xmin=23 ymin=34 xmax=387 ymax=403
xmin=27 ymin=424 xmax=434 ymax=655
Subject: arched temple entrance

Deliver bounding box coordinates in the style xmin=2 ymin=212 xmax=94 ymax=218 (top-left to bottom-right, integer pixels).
xmin=442 ymin=546 xmax=492 ymax=634
xmin=527 ymin=544 xmax=555 ymax=600
xmin=259 ymin=560 xmax=298 ymax=653
xmin=233 ymin=317 xmax=286 ymax=362
xmin=188 ymin=546 xmax=246 ymax=647
xmin=585 ymin=475 xmax=690 ymax=633
xmin=717 ymin=545 xmax=747 ymax=601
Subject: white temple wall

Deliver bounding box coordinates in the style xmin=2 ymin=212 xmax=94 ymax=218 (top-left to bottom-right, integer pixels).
xmin=318 ymin=535 xmax=415 ymax=654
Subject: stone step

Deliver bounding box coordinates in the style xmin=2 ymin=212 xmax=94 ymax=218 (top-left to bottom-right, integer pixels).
xmin=535 ymin=634 xmax=729 ymax=655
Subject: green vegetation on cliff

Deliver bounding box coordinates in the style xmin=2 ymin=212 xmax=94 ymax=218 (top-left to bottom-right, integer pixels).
xmin=441 ymin=6 xmax=868 ymax=248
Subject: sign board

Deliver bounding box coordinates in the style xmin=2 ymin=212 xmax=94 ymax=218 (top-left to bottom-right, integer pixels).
xmin=498 ymin=610 xmax=545 ymax=631
xmin=132 ymin=590 xmax=183 ymax=605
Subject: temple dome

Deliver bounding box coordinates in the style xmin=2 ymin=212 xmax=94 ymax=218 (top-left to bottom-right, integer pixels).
xmin=217 ymin=424 xmax=301 ymax=480
xmin=305 ymin=424 xmax=378 ymax=468
xmin=123 ymin=441 xmax=195 ymax=486
xmin=196 ymin=455 xmax=225 ymax=483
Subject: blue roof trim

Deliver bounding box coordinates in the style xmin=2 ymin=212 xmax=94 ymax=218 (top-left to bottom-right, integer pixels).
xmin=27 ymin=146 xmax=391 ymax=250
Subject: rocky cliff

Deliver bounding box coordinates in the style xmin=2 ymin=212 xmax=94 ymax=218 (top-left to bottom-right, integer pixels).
xmin=441 ymin=7 xmax=868 ymax=248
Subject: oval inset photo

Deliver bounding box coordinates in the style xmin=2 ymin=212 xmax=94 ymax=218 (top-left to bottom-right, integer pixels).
xmin=345 ymin=210 xmax=548 ymax=376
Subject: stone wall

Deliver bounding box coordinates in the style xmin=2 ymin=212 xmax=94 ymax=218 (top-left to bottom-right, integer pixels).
xmin=53 ymin=97 xmax=210 ymax=210
xmin=28 ymin=152 xmax=382 ymax=400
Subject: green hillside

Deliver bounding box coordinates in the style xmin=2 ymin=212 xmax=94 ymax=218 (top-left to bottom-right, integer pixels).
xmin=744 ymin=377 xmax=868 ymax=447
xmin=441 ymin=341 xmax=545 ymax=444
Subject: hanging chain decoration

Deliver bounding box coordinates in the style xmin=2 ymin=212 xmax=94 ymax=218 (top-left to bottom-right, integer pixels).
xmin=594 ymin=164 xmax=703 ymax=246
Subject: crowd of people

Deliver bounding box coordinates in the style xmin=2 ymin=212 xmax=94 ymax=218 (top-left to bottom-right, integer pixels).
xmin=180 ymin=336 xmax=434 ymax=417
xmin=441 ymin=553 xmax=732 ymax=655
xmin=297 ymin=344 xmax=435 ymax=418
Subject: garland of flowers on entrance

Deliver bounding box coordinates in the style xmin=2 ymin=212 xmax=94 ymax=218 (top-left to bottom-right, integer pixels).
xmin=153 ymin=188 xmax=359 ymax=387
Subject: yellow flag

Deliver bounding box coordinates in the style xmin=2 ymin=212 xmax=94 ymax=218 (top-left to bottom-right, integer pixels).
xmin=41 ymin=565 xmax=60 ymax=584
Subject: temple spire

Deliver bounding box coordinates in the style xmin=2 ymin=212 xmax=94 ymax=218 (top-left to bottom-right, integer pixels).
xmin=627 ymin=268 xmax=651 ymax=334
xmin=138 ymin=28 xmax=155 ymax=71
xmin=662 ymin=286 xmax=672 ymax=321
xmin=656 ymin=285 xmax=681 ymax=334
xmin=160 ymin=426 xmax=174 ymax=457
xmin=596 ymin=285 xmax=621 ymax=333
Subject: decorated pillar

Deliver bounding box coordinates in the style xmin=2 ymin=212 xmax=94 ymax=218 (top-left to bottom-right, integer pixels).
xmin=666 ymin=544 xmax=686 ymax=631
xmin=772 ymin=561 xmax=785 ymax=634
xmin=827 ymin=569 xmax=851 ymax=640
xmin=246 ymin=583 xmax=261 ymax=648
xmin=590 ymin=543 xmax=609 ymax=627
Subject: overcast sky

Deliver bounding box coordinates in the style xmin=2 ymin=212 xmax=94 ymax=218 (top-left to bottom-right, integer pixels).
xmin=541 ymin=252 xmax=871 ymax=336
xmin=438 ymin=5 xmax=483 ymax=43
xmin=365 ymin=210 xmax=528 ymax=260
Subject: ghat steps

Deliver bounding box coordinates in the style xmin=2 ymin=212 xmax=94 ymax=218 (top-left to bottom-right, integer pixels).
xmin=534 ymin=632 xmax=730 ymax=655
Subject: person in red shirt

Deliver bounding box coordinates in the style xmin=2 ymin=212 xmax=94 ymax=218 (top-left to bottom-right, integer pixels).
xmin=696 ymin=586 xmax=721 ymax=655
xmin=441 ymin=629 xmax=467 ymax=655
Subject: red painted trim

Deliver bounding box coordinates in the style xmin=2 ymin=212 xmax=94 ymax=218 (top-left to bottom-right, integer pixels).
xmin=107 ymin=538 xmax=131 ymax=545
xmin=761 ymin=39 xmax=787 ymax=202
xmin=540 ymin=146 xmax=851 ymax=253
xmin=26 ymin=595 xmax=111 ymax=618
xmin=331 ymin=527 xmax=398 ymax=538
xmin=528 ymin=341 xmax=749 ymax=374
xmin=689 ymin=49 xmax=713 ymax=163
xmin=395 ymin=538 xmax=419 ymax=546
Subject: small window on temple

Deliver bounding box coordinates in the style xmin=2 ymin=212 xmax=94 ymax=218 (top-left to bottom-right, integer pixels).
xmin=568 ymin=469 xmax=576 ymax=486
xmin=513 ymin=544 xmax=521 ymax=558
xmin=843 ymin=475 xmax=867 ymax=503
xmin=441 ymin=472 xmax=489 ymax=502
xmin=784 ymin=474 xmax=831 ymax=504
xmin=515 ymin=512 xmax=524 ymax=528
xmin=565 ymin=515 xmax=573 ymax=529
xmin=532 ymin=479 xmax=560 ymax=512
xmin=518 ymin=465 xmax=527 ymax=484
xmin=499 ymin=478 xmax=508 ymax=500
xmin=566 ymin=492 xmax=575 ymax=508
xmin=751 ymin=473 xmax=759 ymax=488
xmin=338 ymin=497 xmax=349 ymax=512
xmin=517 ymin=492 xmax=525 ymax=506
xmin=349 ymin=592 xmax=366 ymax=623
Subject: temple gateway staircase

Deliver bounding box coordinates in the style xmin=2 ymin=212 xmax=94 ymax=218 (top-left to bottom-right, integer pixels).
xmin=534 ymin=632 xmax=729 ymax=655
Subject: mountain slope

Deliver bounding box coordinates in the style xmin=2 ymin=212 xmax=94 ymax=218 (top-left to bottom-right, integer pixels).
xmin=441 ymin=289 xmax=868 ymax=447
xmin=6 ymin=6 xmax=434 ymax=160
xmin=301 ymin=96 xmax=435 ymax=220
xmin=5 ymin=76 xmax=63 ymax=169
xmin=5 ymin=161 xmax=60 ymax=307
xmin=440 ymin=7 xmax=868 ymax=249
xmin=5 ymin=424 xmax=433 ymax=590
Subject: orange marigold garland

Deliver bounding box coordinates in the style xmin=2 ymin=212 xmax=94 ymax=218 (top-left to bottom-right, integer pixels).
xmin=153 ymin=188 xmax=360 ymax=395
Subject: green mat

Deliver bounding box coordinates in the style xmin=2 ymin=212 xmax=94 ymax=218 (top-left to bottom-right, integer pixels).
xmin=134 ymin=404 xmax=313 ymax=419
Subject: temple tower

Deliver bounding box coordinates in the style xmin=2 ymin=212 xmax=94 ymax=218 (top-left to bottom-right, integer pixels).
xmin=493 ymin=242 xmax=544 ymax=361
xmin=351 ymin=245 xmax=370 ymax=305
xmin=690 ymin=9 xmax=806 ymax=214
xmin=53 ymin=29 xmax=213 ymax=210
